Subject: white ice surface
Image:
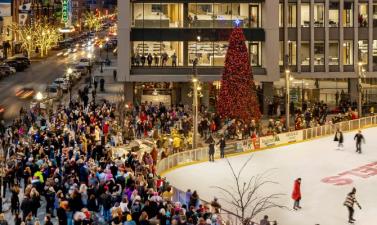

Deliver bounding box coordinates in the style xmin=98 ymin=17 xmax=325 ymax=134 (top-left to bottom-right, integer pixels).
xmin=165 ymin=127 xmax=377 ymax=225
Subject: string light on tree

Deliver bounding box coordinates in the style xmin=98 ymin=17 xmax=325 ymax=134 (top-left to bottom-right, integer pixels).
xmin=217 ymin=27 xmax=261 ymax=121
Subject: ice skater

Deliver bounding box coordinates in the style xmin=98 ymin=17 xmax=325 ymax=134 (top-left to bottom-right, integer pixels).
xmin=343 ymin=187 xmax=362 ymax=224
xmin=291 ymin=178 xmax=302 ymax=210
xmin=334 ymin=128 xmax=344 ymax=149
xmin=354 ymin=130 xmax=365 ymax=154
xmin=207 ymin=135 xmax=215 ymax=162
xmin=216 ymin=135 xmax=226 ymax=158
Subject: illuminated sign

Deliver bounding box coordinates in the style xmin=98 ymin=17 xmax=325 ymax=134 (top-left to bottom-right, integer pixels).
xmin=62 ymin=0 xmax=68 ymax=24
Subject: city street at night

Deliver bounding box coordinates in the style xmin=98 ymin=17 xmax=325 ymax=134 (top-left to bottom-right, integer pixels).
xmin=2 ymin=1 xmax=377 ymax=225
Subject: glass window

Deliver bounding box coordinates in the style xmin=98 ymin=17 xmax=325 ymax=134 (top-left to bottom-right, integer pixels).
xmin=343 ymin=41 xmax=353 ymax=65
xmin=358 ymin=40 xmax=368 ymax=65
xmin=373 ymin=4 xmax=377 ymax=27
xmin=288 ymin=3 xmax=297 ymax=27
xmin=288 ymin=41 xmax=297 ymax=65
xmin=249 ymin=4 xmax=261 ymax=28
xmin=132 ymin=41 xmax=183 ymax=66
xmin=132 ymin=3 xmax=183 ymax=28
xmin=249 ymin=42 xmax=261 ymax=66
xmin=188 ymin=42 xmax=228 ymax=66
xmin=188 ymin=3 xmax=250 ymax=28
xmin=314 ymin=3 xmax=324 ymax=27
xmin=279 ymin=41 xmax=284 ymax=66
xmin=279 ymin=3 xmax=283 ymax=27
xmin=329 ymin=41 xmax=339 ymax=65
xmin=373 ymin=40 xmax=377 ymax=68
xmin=329 ymin=2 xmax=339 ymax=27
xmin=301 ymin=41 xmax=310 ymax=65
xmin=359 ymin=3 xmax=368 ymax=27
xmin=188 ymin=3 xmax=212 ymax=28
xmin=343 ymin=2 xmax=353 ymax=27
xmin=314 ymin=42 xmax=325 ymax=65
xmin=301 ymin=4 xmax=310 ymax=27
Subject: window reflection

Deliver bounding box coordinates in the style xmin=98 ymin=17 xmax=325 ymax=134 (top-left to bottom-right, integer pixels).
xmin=313 ymin=4 xmax=324 ymax=27
xmin=343 ymin=2 xmax=353 ymax=27
xmin=301 ymin=4 xmax=310 ymax=27
xmin=358 ymin=40 xmax=368 ymax=65
xmin=329 ymin=42 xmax=339 ymax=65
xmin=314 ymin=42 xmax=324 ymax=65
xmin=133 ymin=3 xmax=184 ymax=28
xmin=329 ymin=2 xmax=339 ymax=27
xmin=359 ymin=4 xmax=368 ymax=27
xmin=301 ymin=42 xmax=310 ymax=65
xmin=343 ymin=41 xmax=353 ymax=65
xmin=288 ymin=3 xmax=297 ymax=27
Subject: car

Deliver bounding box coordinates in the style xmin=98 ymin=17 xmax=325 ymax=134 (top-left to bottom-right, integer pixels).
xmin=78 ymin=58 xmax=91 ymax=67
xmin=16 ymin=87 xmax=35 ymax=99
xmin=52 ymin=77 xmax=70 ymax=92
xmin=45 ymin=85 xmax=62 ymax=100
xmin=4 ymin=60 xmax=26 ymax=72
xmin=0 ymin=65 xmax=16 ymax=75
xmin=0 ymin=65 xmax=16 ymax=74
xmin=74 ymin=65 xmax=88 ymax=75
xmin=67 ymin=68 xmax=82 ymax=80
xmin=11 ymin=56 xmax=31 ymax=65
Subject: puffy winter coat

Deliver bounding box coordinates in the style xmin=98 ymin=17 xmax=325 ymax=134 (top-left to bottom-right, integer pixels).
xmin=291 ymin=179 xmax=301 ymax=200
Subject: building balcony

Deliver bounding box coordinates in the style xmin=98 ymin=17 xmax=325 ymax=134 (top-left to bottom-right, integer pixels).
xmin=131 ymin=28 xmax=265 ymax=41
xmin=129 ymin=66 xmax=266 ymax=82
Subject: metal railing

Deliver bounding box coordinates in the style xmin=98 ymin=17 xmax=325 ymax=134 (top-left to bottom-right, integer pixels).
xmin=157 ymin=115 xmax=377 ymax=225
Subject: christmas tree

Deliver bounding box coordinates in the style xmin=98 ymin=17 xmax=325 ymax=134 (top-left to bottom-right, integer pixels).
xmin=217 ymin=27 xmax=261 ymax=121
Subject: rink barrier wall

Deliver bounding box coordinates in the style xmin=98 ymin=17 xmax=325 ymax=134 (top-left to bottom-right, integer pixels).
xmin=157 ymin=115 xmax=377 ymax=177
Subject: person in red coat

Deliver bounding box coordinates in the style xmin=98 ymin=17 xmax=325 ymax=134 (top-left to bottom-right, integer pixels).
xmin=292 ymin=178 xmax=302 ymax=210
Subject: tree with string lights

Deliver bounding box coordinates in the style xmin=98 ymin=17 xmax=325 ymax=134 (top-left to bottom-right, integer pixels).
xmin=217 ymin=26 xmax=261 ymax=121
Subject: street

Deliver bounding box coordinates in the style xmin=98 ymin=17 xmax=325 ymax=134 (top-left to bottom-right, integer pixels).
xmin=0 ymin=50 xmax=91 ymax=122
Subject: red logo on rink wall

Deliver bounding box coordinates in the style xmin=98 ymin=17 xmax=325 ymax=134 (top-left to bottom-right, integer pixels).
xmin=322 ymin=161 xmax=377 ymax=186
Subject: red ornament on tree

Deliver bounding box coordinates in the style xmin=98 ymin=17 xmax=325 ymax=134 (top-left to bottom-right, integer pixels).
xmin=217 ymin=27 xmax=261 ymax=121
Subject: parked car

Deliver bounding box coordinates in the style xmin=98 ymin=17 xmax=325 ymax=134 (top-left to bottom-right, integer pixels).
xmin=74 ymin=65 xmax=88 ymax=75
xmin=52 ymin=77 xmax=70 ymax=92
xmin=0 ymin=64 xmax=16 ymax=74
xmin=4 ymin=60 xmax=26 ymax=72
xmin=78 ymin=58 xmax=91 ymax=67
xmin=11 ymin=56 xmax=31 ymax=65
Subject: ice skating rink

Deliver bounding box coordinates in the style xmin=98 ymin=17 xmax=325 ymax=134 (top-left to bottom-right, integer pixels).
xmin=165 ymin=127 xmax=377 ymax=225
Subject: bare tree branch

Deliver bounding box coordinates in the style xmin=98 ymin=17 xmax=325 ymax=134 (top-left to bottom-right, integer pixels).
xmin=211 ymin=156 xmax=287 ymax=225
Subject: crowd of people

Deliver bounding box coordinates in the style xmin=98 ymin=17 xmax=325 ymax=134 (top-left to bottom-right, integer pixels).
xmin=0 ymin=94 xmax=224 ymax=225
xmin=131 ymin=53 xmax=178 ymax=68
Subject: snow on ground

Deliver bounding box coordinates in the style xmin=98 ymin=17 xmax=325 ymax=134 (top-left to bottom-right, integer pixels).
xmin=165 ymin=127 xmax=377 ymax=225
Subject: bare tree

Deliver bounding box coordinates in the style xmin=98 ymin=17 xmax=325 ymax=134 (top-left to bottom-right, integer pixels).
xmin=211 ymin=156 xmax=286 ymax=225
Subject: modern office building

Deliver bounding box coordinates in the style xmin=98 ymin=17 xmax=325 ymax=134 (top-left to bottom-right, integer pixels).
xmin=118 ymin=0 xmax=278 ymax=111
xmin=118 ymin=0 xmax=377 ymax=111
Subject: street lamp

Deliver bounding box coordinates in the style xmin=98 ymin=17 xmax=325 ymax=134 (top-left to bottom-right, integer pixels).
xmin=285 ymin=69 xmax=292 ymax=131
xmin=88 ymin=53 xmax=93 ymax=88
xmin=35 ymin=91 xmax=43 ymax=101
xmin=67 ymin=68 xmax=73 ymax=103
xmin=105 ymin=37 xmax=110 ymax=61
xmin=192 ymin=75 xmax=199 ymax=149
xmin=99 ymin=44 xmax=103 ymax=57
xmin=26 ymin=35 xmax=32 ymax=59
xmin=358 ymin=62 xmax=365 ymax=117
